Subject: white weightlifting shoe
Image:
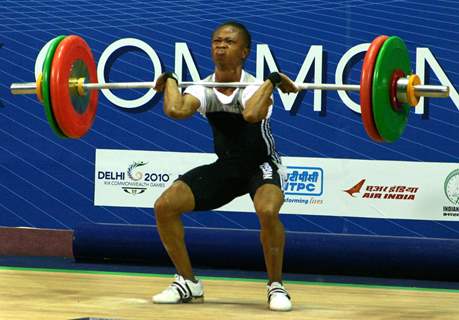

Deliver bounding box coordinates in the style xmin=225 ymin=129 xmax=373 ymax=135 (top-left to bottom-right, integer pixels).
xmin=152 ymin=274 xmax=204 ymax=304
xmin=267 ymin=282 xmax=292 ymax=311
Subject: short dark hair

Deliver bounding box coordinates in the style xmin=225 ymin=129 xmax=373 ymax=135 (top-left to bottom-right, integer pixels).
xmin=212 ymin=21 xmax=251 ymax=50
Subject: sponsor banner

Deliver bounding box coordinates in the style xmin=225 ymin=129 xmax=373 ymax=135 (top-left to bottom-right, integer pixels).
xmin=94 ymin=149 xmax=459 ymax=221
xmin=94 ymin=149 xmax=216 ymax=207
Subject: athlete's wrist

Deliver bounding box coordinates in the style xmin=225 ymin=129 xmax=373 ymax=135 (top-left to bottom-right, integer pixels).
xmin=267 ymin=72 xmax=282 ymax=88
xmin=164 ymin=72 xmax=179 ymax=85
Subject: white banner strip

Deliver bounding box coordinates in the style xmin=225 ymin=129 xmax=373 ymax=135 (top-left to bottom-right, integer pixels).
xmin=94 ymin=149 xmax=459 ymax=221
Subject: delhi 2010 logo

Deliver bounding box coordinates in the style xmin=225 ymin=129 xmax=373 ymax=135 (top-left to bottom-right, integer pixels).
xmin=127 ymin=161 xmax=148 ymax=181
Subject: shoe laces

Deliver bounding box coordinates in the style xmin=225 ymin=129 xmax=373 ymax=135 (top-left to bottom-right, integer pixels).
xmin=267 ymin=282 xmax=291 ymax=302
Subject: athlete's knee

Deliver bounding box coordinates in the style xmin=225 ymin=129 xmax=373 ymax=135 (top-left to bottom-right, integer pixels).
xmin=154 ymin=195 xmax=177 ymax=222
xmin=254 ymin=186 xmax=283 ymax=227
xmin=154 ymin=182 xmax=194 ymax=221
xmin=256 ymin=204 xmax=280 ymax=227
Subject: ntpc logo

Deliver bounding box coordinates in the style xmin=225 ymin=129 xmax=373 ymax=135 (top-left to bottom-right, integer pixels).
xmin=283 ymin=166 xmax=323 ymax=196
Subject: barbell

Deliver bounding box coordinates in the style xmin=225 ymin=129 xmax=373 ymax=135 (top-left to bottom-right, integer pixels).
xmin=10 ymin=35 xmax=450 ymax=142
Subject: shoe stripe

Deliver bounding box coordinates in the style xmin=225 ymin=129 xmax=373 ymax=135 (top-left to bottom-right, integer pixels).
xmin=268 ymin=287 xmax=288 ymax=295
xmin=172 ymin=281 xmax=191 ymax=300
xmin=268 ymin=291 xmax=291 ymax=299
xmin=172 ymin=282 xmax=185 ymax=299
xmin=183 ymin=282 xmax=193 ymax=302
xmin=268 ymin=293 xmax=291 ymax=303
xmin=269 ymin=288 xmax=287 ymax=293
xmin=268 ymin=288 xmax=291 ymax=303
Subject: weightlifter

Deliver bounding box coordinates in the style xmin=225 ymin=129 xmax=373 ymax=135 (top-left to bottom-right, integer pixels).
xmin=152 ymin=21 xmax=298 ymax=311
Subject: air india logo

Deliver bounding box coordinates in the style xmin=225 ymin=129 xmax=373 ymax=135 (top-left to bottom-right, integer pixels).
xmin=344 ymin=179 xmax=419 ymax=200
xmin=344 ymin=179 xmax=365 ymax=197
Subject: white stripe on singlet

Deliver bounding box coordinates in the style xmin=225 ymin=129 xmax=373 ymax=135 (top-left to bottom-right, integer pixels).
xmin=266 ymin=121 xmax=282 ymax=163
xmin=261 ymin=119 xmax=281 ymax=164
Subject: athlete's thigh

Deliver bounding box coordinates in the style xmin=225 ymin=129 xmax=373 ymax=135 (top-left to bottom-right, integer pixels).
xmin=253 ymin=183 xmax=284 ymax=214
xmin=156 ymin=180 xmax=195 ymax=213
xmin=249 ymin=161 xmax=285 ymax=211
xmin=177 ymin=161 xmax=247 ymax=211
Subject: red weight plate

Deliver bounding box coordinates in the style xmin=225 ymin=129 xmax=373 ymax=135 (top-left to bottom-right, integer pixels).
xmin=50 ymin=35 xmax=98 ymax=138
xmin=390 ymin=69 xmax=405 ymax=112
xmin=360 ymin=35 xmax=388 ymax=142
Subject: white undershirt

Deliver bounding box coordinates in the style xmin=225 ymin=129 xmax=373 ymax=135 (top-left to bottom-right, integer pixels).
xmin=184 ymin=71 xmax=273 ymax=118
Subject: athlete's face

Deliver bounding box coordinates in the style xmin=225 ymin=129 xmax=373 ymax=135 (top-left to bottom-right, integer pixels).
xmin=211 ymin=26 xmax=249 ymax=67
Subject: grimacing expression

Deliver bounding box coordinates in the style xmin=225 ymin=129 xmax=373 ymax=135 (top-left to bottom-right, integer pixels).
xmin=211 ymin=26 xmax=249 ymax=66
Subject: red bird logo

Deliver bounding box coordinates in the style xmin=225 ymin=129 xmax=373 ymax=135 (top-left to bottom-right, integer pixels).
xmin=344 ymin=179 xmax=366 ymax=197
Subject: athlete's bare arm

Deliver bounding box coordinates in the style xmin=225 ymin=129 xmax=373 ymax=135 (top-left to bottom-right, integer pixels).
xmin=154 ymin=73 xmax=201 ymax=119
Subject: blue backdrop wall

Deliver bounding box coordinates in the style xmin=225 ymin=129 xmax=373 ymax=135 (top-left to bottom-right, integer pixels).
xmin=1 ymin=1 xmax=459 ymax=273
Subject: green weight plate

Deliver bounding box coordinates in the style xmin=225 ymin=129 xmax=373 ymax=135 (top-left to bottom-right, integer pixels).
xmin=69 ymin=59 xmax=91 ymax=114
xmin=372 ymin=36 xmax=411 ymax=142
xmin=42 ymin=35 xmax=67 ymax=138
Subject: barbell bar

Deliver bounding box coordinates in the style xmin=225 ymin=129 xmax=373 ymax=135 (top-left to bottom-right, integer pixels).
xmin=8 ymin=34 xmax=451 ymax=142
xmin=10 ymin=80 xmax=448 ymax=97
